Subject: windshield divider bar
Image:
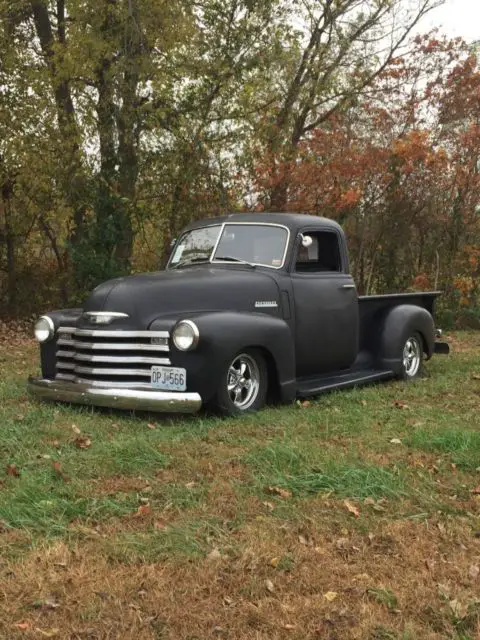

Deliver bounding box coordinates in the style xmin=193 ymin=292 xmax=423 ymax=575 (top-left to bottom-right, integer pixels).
xmin=209 ymin=222 xmax=226 ymax=264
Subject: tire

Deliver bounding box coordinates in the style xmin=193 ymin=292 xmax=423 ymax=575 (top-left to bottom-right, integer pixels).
xmin=399 ymin=332 xmax=424 ymax=380
xmin=210 ymin=349 xmax=268 ymax=416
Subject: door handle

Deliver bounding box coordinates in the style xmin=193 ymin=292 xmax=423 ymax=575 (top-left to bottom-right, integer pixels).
xmin=341 ymin=284 xmax=356 ymax=289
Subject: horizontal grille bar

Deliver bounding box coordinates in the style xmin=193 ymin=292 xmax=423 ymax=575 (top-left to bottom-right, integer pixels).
xmin=57 ymin=339 xmax=169 ymax=352
xmin=74 ymin=366 xmax=151 ymax=377
xmin=59 ymin=328 xmax=169 ymax=339
xmin=57 ymin=351 xmax=170 ymax=365
xmin=55 ymin=326 xmax=171 ymax=389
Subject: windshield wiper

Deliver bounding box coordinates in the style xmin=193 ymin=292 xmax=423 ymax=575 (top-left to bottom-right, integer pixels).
xmin=214 ymin=256 xmax=255 ymax=268
xmin=170 ymin=257 xmax=210 ymax=270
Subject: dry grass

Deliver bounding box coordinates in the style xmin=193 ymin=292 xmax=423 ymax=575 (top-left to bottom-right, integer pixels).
xmin=0 ymin=330 xmax=479 ymax=639
xmin=1 ymin=516 xmax=479 ymax=639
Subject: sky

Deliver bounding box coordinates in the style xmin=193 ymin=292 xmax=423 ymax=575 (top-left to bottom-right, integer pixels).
xmin=421 ymin=0 xmax=480 ymax=42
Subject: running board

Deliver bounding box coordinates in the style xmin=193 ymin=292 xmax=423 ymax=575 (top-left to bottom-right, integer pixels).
xmin=297 ymin=369 xmax=394 ymax=398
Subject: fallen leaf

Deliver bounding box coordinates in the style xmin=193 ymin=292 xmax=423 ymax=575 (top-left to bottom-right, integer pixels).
xmin=133 ymin=504 xmax=151 ymax=517
xmin=298 ymin=534 xmax=308 ymax=545
xmin=393 ymin=400 xmax=410 ymax=410
xmin=335 ymin=537 xmax=350 ymax=550
xmin=14 ymin=621 xmax=31 ymax=631
xmin=265 ymin=486 xmax=292 ymax=499
xmin=364 ymin=497 xmax=375 ymax=505
xmin=390 ymin=438 xmax=402 ymax=445
xmin=33 ymin=598 xmax=60 ymax=610
xmin=262 ymin=501 xmax=275 ymax=511
xmin=185 ymin=481 xmax=196 ymax=489
xmin=353 ymin=573 xmax=371 ymax=581
xmin=449 ymin=598 xmax=468 ymax=619
xmin=207 ymin=548 xmax=222 ymax=561
xmin=437 ymin=583 xmax=451 ymax=599
xmin=35 ymin=628 xmax=59 ymax=637
xmin=71 ymin=424 xmax=81 ymax=434
xmin=51 ymin=461 xmax=70 ymax=482
xmin=270 ymin=557 xmax=280 ymax=568
xmin=283 ymin=623 xmax=295 ymax=630
xmin=470 ymin=486 xmax=480 ymax=495
xmin=154 ymin=519 xmax=168 ymax=531
xmin=324 ymin=591 xmax=338 ymax=602
xmin=6 ymin=463 xmax=20 ymax=477
xmin=300 ymin=400 xmax=311 ymax=408
xmin=74 ymin=436 xmax=91 ymax=449
xmin=265 ymin=579 xmax=275 ymax=593
xmin=468 ymin=564 xmax=479 ymax=580
xmin=147 ymin=423 xmax=157 ymax=430
xmin=343 ymin=499 xmax=360 ymax=518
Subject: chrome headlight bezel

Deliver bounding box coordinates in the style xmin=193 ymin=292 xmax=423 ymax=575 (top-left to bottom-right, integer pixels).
xmin=34 ymin=315 xmax=55 ymax=343
xmin=172 ymin=320 xmax=200 ymax=352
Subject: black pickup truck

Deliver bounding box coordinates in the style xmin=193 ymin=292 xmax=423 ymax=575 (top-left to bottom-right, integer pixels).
xmin=28 ymin=213 xmax=449 ymax=415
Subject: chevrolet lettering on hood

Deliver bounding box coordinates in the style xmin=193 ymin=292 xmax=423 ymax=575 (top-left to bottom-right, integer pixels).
xmin=28 ymin=212 xmax=449 ymax=416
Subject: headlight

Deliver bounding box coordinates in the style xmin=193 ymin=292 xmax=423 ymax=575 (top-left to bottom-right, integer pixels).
xmin=34 ymin=316 xmax=55 ymax=343
xmin=172 ymin=320 xmax=199 ymax=351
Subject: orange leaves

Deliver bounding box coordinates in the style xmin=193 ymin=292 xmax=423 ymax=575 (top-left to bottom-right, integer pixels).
xmin=6 ymin=463 xmax=20 ymax=477
xmin=337 ymin=187 xmax=362 ymax=209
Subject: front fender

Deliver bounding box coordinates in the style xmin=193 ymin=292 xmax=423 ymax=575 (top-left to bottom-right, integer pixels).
xmin=151 ymin=312 xmax=296 ymax=403
xmin=378 ymin=304 xmax=435 ymax=374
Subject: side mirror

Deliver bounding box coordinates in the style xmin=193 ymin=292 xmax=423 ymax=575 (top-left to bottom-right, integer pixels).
xmin=301 ymin=234 xmax=313 ymax=248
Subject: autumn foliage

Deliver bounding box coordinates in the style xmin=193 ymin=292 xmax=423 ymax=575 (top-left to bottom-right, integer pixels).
xmin=0 ymin=0 xmax=479 ymax=328
xmin=255 ymin=36 xmax=480 ymax=324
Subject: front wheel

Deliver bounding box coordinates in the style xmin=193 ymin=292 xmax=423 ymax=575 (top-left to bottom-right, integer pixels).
xmin=210 ymin=349 xmax=268 ymax=416
xmin=400 ymin=333 xmax=424 ymax=379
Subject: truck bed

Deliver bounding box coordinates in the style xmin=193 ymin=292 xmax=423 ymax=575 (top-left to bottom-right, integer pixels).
xmin=296 ymin=291 xmax=442 ymax=398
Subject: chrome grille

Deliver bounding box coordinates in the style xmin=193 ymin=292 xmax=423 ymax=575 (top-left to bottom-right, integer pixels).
xmin=55 ymin=327 xmax=170 ymax=388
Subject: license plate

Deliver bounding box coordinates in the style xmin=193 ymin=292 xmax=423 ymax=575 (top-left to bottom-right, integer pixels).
xmin=151 ymin=366 xmax=187 ymax=391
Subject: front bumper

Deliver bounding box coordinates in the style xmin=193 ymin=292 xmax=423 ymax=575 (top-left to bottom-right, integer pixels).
xmin=27 ymin=377 xmax=202 ymax=414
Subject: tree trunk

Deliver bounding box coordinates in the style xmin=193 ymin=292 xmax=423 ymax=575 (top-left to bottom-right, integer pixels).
xmin=30 ymin=1 xmax=87 ymax=247
xmin=1 ymin=181 xmax=16 ymax=311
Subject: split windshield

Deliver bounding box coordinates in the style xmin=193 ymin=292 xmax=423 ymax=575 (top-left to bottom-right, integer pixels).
xmin=168 ymin=224 xmax=288 ymax=269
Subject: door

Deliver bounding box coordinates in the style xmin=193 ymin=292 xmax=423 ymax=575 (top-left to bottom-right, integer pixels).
xmin=291 ymin=228 xmax=359 ymax=377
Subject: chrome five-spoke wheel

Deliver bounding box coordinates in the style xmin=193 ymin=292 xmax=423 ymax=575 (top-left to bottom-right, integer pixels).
xmin=211 ymin=348 xmax=268 ymax=415
xmin=227 ymin=353 xmax=260 ymax=410
xmin=401 ymin=334 xmax=423 ymax=379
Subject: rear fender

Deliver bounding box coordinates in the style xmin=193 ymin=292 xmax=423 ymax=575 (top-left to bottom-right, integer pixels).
xmin=378 ymin=304 xmax=435 ymax=374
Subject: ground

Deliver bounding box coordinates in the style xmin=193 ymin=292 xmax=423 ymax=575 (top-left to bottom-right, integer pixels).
xmin=0 ymin=329 xmax=479 ymax=640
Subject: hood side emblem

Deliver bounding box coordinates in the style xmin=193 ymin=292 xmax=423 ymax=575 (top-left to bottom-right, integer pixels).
xmin=255 ymin=301 xmax=278 ymax=308
xmin=83 ymin=311 xmax=129 ymax=325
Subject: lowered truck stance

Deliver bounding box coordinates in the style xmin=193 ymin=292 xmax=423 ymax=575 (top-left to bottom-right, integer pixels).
xmin=28 ymin=213 xmax=450 ymax=416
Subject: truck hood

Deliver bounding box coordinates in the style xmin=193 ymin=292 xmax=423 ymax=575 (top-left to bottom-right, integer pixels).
xmin=83 ymin=266 xmax=281 ymax=328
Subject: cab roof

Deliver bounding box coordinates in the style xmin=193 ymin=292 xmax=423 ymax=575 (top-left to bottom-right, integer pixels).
xmin=185 ymin=212 xmax=342 ymax=234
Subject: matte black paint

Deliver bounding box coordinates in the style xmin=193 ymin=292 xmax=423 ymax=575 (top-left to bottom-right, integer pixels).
xmin=33 ymin=212 xmax=448 ymax=407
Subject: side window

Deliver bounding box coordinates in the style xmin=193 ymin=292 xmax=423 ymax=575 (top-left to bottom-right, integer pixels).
xmin=295 ymin=231 xmax=342 ymax=273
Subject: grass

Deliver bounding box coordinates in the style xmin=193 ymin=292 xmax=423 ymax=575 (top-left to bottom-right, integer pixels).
xmin=0 ymin=330 xmax=479 ymax=639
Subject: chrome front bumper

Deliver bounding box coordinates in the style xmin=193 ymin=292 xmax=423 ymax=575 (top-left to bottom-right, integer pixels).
xmin=27 ymin=377 xmax=202 ymax=414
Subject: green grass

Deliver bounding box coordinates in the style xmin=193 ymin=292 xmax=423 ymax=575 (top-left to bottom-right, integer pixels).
xmin=1 ymin=333 xmax=479 ymax=541
xmin=244 ymin=441 xmax=407 ymax=499
xmin=0 ymin=331 xmax=479 ymax=639
xmin=406 ymin=427 xmax=480 ymax=470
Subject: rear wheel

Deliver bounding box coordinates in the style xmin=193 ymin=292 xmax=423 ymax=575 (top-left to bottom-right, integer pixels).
xmin=210 ymin=349 xmax=268 ymax=416
xmin=400 ymin=333 xmax=423 ymax=379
